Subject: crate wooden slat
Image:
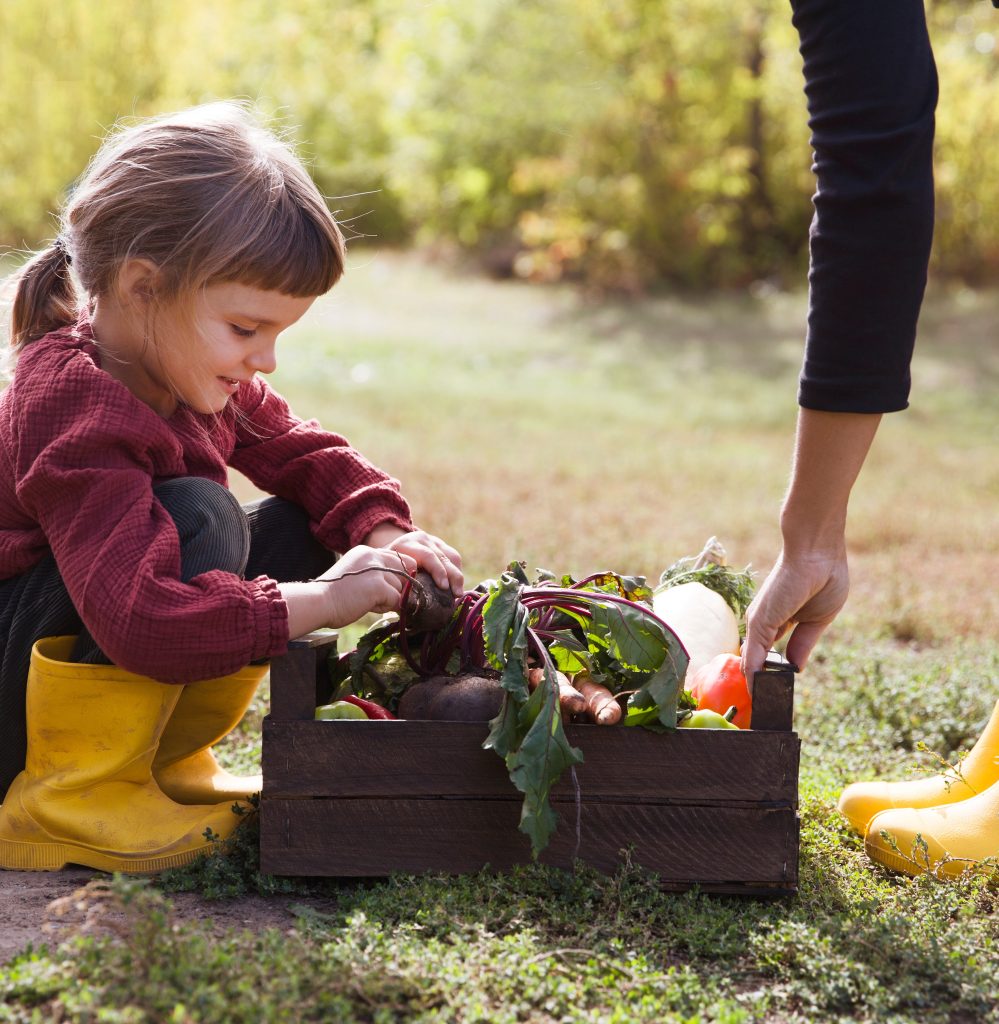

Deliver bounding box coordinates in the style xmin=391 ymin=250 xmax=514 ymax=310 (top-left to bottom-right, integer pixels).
xmin=260 ymin=798 xmax=799 ymax=895
xmin=263 ymin=720 xmax=799 ymax=804
xmin=260 ymin=631 xmax=801 ymax=893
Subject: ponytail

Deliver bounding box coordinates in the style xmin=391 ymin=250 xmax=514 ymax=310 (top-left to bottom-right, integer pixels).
xmin=9 ymin=241 xmax=79 ymax=352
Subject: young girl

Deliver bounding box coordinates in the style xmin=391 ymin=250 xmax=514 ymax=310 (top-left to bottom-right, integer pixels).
xmin=0 ymin=102 xmax=463 ymax=874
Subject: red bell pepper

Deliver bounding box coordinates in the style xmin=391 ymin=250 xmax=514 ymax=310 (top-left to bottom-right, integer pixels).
xmin=687 ymin=653 xmax=752 ymax=729
xmin=341 ymin=694 xmax=397 ymax=720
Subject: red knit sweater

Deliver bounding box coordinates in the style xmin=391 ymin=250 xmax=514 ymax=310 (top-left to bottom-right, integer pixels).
xmin=0 ymin=321 xmax=413 ymax=682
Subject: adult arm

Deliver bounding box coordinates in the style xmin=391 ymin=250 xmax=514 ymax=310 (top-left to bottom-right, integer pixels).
xmin=742 ymin=409 xmax=879 ymax=680
xmin=743 ymin=0 xmax=937 ymax=682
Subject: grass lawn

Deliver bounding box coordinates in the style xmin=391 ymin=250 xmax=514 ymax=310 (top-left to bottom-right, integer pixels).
xmin=2 ymin=252 xmax=998 ymax=1022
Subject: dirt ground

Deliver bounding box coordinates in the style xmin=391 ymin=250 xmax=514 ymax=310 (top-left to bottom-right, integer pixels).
xmin=0 ymin=868 xmax=337 ymax=965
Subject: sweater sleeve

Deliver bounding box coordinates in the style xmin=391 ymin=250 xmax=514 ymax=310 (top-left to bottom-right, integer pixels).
xmin=791 ymin=0 xmax=937 ymax=413
xmin=12 ymin=367 xmax=289 ymax=682
xmin=229 ymin=379 xmax=414 ymax=552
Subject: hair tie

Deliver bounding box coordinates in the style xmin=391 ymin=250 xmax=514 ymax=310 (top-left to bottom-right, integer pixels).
xmin=53 ymin=236 xmax=73 ymax=265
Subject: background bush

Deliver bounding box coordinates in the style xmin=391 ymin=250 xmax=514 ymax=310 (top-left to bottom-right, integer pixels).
xmin=1 ymin=0 xmax=996 ymax=290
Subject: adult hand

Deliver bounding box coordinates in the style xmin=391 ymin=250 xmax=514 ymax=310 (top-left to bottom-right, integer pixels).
xmin=742 ymin=408 xmax=881 ymax=687
xmin=742 ymin=547 xmax=849 ymax=688
xmin=363 ymin=523 xmax=464 ymax=595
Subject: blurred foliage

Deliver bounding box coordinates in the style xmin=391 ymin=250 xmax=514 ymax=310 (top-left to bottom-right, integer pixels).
xmin=0 ymin=0 xmax=996 ymax=290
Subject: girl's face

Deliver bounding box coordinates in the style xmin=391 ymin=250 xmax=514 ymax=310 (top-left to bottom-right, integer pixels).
xmin=148 ymin=283 xmax=317 ymax=415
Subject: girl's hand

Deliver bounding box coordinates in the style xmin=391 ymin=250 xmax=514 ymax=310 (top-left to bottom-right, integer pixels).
xmin=315 ymin=544 xmax=419 ymax=628
xmin=364 ymin=524 xmax=464 ymax=595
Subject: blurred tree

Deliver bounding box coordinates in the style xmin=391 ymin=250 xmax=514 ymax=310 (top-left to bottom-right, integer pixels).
xmin=926 ymin=0 xmax=999 ymax=283
xmin=0 ymin=0 xmax=995 ymax=290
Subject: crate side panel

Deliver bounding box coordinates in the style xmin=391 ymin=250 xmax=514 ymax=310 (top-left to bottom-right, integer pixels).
xmin=263 ymin=721 xmax=799 ymax=804
xmin=259 ymin=797 xmax=798 ymax=888
xmin=268 ymin=647 xmax=323 ymax=722
xmin=751 ymin=669 xmax=795 ymax=731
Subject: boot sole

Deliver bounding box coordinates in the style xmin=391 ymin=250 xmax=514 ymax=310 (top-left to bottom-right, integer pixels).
xmin=841 ymin=810 xmax=872 ymax=836
xmin=0 ymin=836 xmax=220 ymax=874
xmin=864 ymin=837 xmax=976 ymax=880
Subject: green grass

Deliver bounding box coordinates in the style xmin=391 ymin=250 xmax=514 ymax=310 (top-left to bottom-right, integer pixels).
xmin=2 ymin=254 xmax=998 ymax=1022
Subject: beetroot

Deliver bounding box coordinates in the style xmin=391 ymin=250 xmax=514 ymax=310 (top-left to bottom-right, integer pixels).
xmin=404 ymin=570 xmax=457 ymax=633
xmin=397 ymin=673 xmax=504 ymax=722
xmin=396 ymin=676 xmax=449 ymax=720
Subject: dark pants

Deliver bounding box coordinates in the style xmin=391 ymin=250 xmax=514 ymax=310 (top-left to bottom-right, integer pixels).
xmin=0 ymin=478 xmax=334 ymax=800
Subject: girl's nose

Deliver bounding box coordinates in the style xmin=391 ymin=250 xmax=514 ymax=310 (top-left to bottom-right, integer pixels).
xmin=248 ymin=340 xmax=277 ymax=375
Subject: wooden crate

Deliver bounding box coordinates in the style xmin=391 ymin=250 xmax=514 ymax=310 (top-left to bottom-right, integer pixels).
xmin=259 ymin=632 xmax=800 ymax=895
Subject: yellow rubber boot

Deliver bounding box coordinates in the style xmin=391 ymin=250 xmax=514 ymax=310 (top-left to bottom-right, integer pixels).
xmin=865 ymin=776 xmax=999 ymax=878
xmin=0 ymin=637 xmax=248 ymax=874
xmin=152 ymin=663 xmax=268 ymax=805
xmin=837 ymin=699 xmax=999 ymax=834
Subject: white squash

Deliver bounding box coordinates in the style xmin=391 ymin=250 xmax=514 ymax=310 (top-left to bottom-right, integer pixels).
xmin=651 ymin=581 xmax=741 ymax=685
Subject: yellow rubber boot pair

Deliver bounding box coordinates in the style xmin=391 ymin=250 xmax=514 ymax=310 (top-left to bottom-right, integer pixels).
xmin=838 ymin=699 xmax=999 ymax=878
xmin=0 ymin=637 xmax=264 ymax=874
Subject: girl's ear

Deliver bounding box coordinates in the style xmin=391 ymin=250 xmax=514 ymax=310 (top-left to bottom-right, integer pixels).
xmin=115 ymin=258 xmax=161 ymax=309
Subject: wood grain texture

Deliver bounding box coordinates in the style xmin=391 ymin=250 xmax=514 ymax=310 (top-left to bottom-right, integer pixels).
xmin=263 ymin=720 xmax=799 ymax=805
xmin=750 ymin=668 xmax=795 ymax=731
xmin=289 ymin=630 xmax=340 ymax=650
xmin=259 ymin=797 xmax=799 ymax=892
xmin=268 ymin=633 xmax=338 ymax=722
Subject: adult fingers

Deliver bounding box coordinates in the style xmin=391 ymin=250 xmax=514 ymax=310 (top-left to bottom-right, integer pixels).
xmin=784 ymin=619 xmax=827 ymax=673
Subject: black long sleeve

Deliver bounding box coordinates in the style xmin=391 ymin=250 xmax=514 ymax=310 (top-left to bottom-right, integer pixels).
xmin=791 ymin=0 xmax=938 ymax=412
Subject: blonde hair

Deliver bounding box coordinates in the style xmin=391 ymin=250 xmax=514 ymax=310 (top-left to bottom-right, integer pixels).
xmin=8 ymin=101 xmax=345 ymax=353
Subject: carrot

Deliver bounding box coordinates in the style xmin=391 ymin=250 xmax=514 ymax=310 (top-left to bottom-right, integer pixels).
xmin=527 ymin=667 xmax=587 ymax=718
xmin=573 ymin=674 xmax=623 ymax=725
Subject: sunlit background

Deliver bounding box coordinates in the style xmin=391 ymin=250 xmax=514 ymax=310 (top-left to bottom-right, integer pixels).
xmin=1 ymin=0 xmax=997 ymax=644
xmin=2 ymin=0 xmax=997 ymax=288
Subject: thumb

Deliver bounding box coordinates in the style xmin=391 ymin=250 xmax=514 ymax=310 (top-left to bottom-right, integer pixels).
xmin=741 ymin=635 xmax=770 ymax=696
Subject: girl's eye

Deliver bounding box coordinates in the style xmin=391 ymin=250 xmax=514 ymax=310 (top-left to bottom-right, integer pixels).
xmin=230 ymin=324 xmax=256 ymax=338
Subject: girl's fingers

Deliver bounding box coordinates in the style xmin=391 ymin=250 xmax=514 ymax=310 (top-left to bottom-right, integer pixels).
xmin=425 ymin=551 xmax=463 ymax=593
xmin=435 ymin=539 xmax=462 ymax=567
xmin=390 ymin=537 xmax=463 ymax=593
xmin=439 ymin=553 xmax=464 ymax=594
xmin=382 ymin=548 xmax=418 ymax=581
xmin=382 ymin=552 xmax=417 ymax=597
xmin=397 ymin=551 xmax=419 ymax=575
